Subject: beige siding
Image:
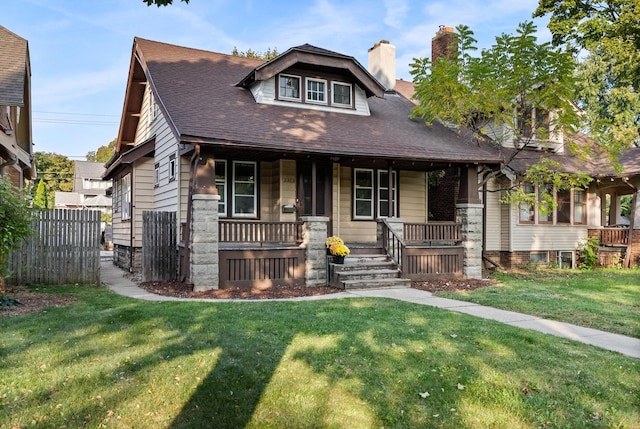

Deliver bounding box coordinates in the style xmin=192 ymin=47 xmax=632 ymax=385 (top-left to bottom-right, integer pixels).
xmin=398 ymin=170 xmax=427 ymax=222
xmin=332 ymin=166 xmax=376 ymax=243
xmin=111 ymin=196 xmax=130 ymax=246
xmin=279 ymin=160 xmax=297 ymax=222
xmin=132 ymin=158 xmax=155 ymax=248
xmin=260 ymin=161 xmax=274 ymax=220
xmin=152 ymin=105 xmax=180 ymax=212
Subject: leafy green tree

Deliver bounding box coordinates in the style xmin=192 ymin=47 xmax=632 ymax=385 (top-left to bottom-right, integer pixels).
xmin=410 ymin=22 xmax=592 ymax=200
xmin=33 ymin=152 xmax=73 ymax=195
xmin=232 ymin=46 xmax=279 ymax=60
xmin=87 ymin=138 xmax=117 ymax=163
xmin=534 ymin=0 xmax=640 ymax=152
xmin=0 ymin=178 xmax=33 ymax=294
xmin=33 ymin=179 xmax=50 ymax=209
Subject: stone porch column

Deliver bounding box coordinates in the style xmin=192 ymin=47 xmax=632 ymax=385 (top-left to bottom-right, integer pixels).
xmin=190 ymin=194 xmax=221 ymax=291
xmin=300 ymin=216 xmax=329 ymax=287
xmin=456 ymin=203 xmax=483 ymax=279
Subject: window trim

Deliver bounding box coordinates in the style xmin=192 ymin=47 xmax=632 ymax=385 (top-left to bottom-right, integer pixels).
xmin=305 ymin=77 xmax=327 ymax=105
xmin=377 ymin=170 xmax=397 ymax=218
xmin=516 ymin=184 xmax=588 ymax=226
xmin=168 ymin=154 xmax=177 ymax=183
xmin=353 ymin=168 xmax=375 ymax=220
xmin=278 ymin=74 xmax=302 ymax=102
xmin=215 ymin=160 xmax=227 ymax=217
xmin=232 ymin=161 xmax=258 ymax=218
xmin=121 ymin=174 xmax=131 ymax=221
xmin=573 ymin=189 xmax=587 ymax=225
xmin=518 ymin=183 xmax=536 ymax=224
xmin=153 ymin=163 xmax=160 ymax=188
xmin=331 ymin=81 xmax=353 ymax=108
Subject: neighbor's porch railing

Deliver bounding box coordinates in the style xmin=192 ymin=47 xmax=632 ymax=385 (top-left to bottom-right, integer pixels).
xmin=404 ymin=222 xmax=462 ymax=245
xmin=219 ymin=220 xmax=303 ymax=243
xmin=591 ymin=227 xmax=630 ymax=247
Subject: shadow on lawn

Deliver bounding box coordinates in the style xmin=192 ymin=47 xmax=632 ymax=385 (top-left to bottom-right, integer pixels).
xmin=2 ymin=288 xmax=638 ymax=428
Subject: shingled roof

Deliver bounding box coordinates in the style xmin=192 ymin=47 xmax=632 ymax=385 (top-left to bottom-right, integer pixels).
xmin=129 ymin=37 xmax=502 ymax=166
xmin=0 ymin=26 xmax=29 ymax=106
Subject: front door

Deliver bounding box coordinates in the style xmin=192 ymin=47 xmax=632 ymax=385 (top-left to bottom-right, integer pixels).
xmin=297 ymin=161 xmax=332 ymax=224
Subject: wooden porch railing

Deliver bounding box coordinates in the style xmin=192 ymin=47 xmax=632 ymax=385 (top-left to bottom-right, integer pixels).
xmin=404 ymin=222 xmax=461 ymax=245
xmin=592 ymin=227 xmax=630 ymax=246
xmin=219 ymin=220 xmax=303 ymax=243
xmin=380 ymin=218 xmax=405 ymax=270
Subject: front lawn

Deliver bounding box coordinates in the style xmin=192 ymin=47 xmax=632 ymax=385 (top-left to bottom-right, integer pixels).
xmin=436 ymin=268 xmax=640 ymax=338
xmin=1 ymin=285 xmax=638 ymax=428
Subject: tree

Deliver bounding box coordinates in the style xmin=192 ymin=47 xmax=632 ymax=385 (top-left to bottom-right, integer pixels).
xmin=33 ymin=179 xmax=50 ymax=209
xmin=0 ymin=178 xmax=33 ymax=294
xmin=232 ymin=46 xmax=279 ymax=61
xmin=33 ymin=152 xmax=74 ymax=197
xmin=87 ymin=138 xmax=117 ymax=163
xmin=534 ymin=0 xmax=640 ymax=152
xmin=144 ymin=0 xmax=189 ymax=6
xmin=410 ymin=22 xmax=593 ymax=202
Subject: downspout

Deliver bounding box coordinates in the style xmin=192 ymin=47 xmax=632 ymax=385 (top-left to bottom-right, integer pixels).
xmin=622 ymin=177 xmax=637 ymax=268
xmin=183 ymin=143 xmax=201 ymax=283
xmin=0 ymin=156 xmax=17 ymax=175
xmin=129 ymin=166 xmax=135 ymax=272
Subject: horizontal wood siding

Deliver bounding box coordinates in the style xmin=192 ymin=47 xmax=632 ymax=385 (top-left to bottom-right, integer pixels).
xmin=404 ymin=246 xmax=464 ymax=280
xmin=335 ymin=166 xmax=376 ymax=243
xmin=484 ymin=178 xmax=502 ymax=251
xmin=8 ymin=209 xmax=101 ymax=285
xmin=133 ymin=159 xmax=155 ymax=248
xmin=260 ymin=161 xmax=275 ymax=220
xmin=219 ymin=248 xmax=305 ymax=288
xmin=399 ymin=171 xmax=427 ymax=222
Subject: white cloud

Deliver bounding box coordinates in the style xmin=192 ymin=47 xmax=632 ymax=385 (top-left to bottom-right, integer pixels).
xmin=383 ymin=0 xmax=409 ymax=29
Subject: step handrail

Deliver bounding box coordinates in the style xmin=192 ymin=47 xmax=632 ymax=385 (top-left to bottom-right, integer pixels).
xmin=380 ymin=218 xmax=406 ymax=272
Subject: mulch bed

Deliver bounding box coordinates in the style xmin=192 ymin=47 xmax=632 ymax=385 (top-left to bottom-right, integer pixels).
xmin=0 ymin=286 xmax=78 ymax=317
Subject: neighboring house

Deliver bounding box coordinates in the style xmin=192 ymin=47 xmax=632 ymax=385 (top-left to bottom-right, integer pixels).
xmin=104 ymin=36 xmax=504 ymax=289
xmin=55 ymin=161 xmax=112 ymax=215
xmin=0 ymin=25 xmax=34 ymax=188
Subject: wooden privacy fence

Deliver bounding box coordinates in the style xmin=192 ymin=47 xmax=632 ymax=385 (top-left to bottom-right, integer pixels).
xmin=142 ymin=211 xmax=178 ymax=282
xmin=8 ymin=209 xmax=101 ymax=285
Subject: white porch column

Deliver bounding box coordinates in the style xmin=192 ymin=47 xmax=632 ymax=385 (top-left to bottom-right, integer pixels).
xmin=300 ymin=216 xmax=329 ymax=287
xmin=190 ymin=194 xmax=221 ymax=291
xmin=456 ymin=203 xmax=484 ymax=279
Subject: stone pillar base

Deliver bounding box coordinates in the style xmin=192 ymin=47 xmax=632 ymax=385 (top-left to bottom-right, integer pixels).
xmin=300 ymin=216 xmax=329 ymax=286
xmin=190 ymin=194 xmax=221 ymax=291
xmin=456 ymin=203 xmax=483 ymax=279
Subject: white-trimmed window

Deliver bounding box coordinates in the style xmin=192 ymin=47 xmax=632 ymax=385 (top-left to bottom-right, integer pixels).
xmin=558 ymin=251 xmax=574 ymax=268
xmin=279 ymin=74 xmax=301 ymax=101
xmin=517 ymin=184 xmax=588 ymax=225
xmin=215 ymin=160 xmax=226 ymax=215
xmin=154 ymin=163 xmax=160 ymax=188
xmin=148 ymin=85 xmax=158 ymax=122
xmin=113 ymin=180 xmax=120 ymax=213
xmin=168 ymin=155 xmax=177 ymax=182
xmin=518 ymin=183 xmax=535 ymax=223
xmin=232 ymin=161 xmax=257 ymax=217
xmin=305 ymin=78 xmax=327 ymax=104
xmin=537 ymin=184 xmax=553 ymax=223
xmin=121 ymin=174 xmax=131 ymax=221
xmin=354 ymin=169 xmax=374 ymax=219
xmin=573 ymin=189 xmax=587 ymax=224
xmin=377 ymin=170 xmax=397 ymax=217
xmin=332 ymin=82 xmax=352 ymax=107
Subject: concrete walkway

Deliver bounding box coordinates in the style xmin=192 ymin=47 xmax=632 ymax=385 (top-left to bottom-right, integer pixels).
xmin=100 ymin=261 xmax=640 ymax=359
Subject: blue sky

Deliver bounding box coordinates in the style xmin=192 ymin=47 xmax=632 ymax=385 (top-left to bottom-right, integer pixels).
xmin=5 ymin=0 xmax=550 ymax=159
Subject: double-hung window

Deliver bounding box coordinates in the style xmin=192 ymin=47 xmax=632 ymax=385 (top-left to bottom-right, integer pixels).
xmin=279 ymin=74 xmax=301 ymax=100
xmin=232 ymin=161 xmax=257 ymax=217
xmin=215 ymin=160 xmax=226 ymax=215
xmin=154 ymin=163 xmax=160 ymax=188
xmin=378 ymin=170 xmax=397 ymax=217
xmin=518 ymin=183 xmax=535 ymax=223
xmin=306 ymin=78 xmax=327 ymax=104
xmin=168 ymin=155 xmax=177 ymax=182
xmin=354 ymin=168 xmax=397 ymax=220
xmin=121 ymin=174 xmax=131 ymax=221
xmin=573 ymin=189 xmax=587 ymax=224
xmin=354 ymin=169 xmax=374 ymax=219
xmin=332 ymin=82 xmax=352 ymax=107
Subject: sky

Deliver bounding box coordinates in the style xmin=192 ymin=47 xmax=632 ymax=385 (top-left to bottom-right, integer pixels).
xmin=4 ymin=0 xmax=551 ymax=159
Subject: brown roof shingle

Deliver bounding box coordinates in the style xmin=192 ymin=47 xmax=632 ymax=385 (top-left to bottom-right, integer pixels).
xmin=0 ymin=26 xmax=29 ymax=106
xmin=135 ymin=37 xmax=503 ymax=164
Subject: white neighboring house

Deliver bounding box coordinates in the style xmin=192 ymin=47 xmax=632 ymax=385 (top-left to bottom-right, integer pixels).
xmin=55 ymin=161 xmax=112 ymax=215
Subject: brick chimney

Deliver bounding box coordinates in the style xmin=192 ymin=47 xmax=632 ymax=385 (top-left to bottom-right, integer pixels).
xmin=367 ymin=40 xmax=396 ymax=91
xmin=431 ymin=25 xmax=457 ymax=64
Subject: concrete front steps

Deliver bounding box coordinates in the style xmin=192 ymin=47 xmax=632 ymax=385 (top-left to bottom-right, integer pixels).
xmin=328 ymin=248 xmax=411 ymax=290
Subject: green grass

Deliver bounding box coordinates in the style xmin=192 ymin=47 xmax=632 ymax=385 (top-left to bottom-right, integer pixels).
xmin=437 ymin=268 xmax=640 ymax=338
xmin=1 ymin=284 xmax=638 ymax=428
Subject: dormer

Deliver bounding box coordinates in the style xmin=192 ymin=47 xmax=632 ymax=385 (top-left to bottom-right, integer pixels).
xmin=236 ymin=44 xmax=385 ymax=116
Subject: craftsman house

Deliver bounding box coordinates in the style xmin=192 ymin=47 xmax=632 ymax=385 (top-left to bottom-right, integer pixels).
xmin=0 ymin=25 xmax=34 ymax=188
xmin=104 ymin=36 xmax=505 ymax=290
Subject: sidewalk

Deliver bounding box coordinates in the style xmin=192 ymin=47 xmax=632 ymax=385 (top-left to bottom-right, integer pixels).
xmin=100 ymin=261 xmax=640 ymax=359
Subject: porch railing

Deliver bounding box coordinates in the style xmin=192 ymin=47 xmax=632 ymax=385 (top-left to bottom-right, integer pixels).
xmin=404 ymin=222 xmax=462 ymax=245
xmin=219 ymin=220 xmax=303 ymax=244
xmin=592 ymin=227 xmax=630 ymax=246
xmin=380 ymin=218 xmax=405 ymax=270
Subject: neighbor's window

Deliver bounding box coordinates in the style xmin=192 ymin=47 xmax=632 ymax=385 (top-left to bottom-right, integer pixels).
xmin=279 ymin=74 xmax=301 ymax=100
xmin=121 ymin=174 xmax=131 ymax=221
xmin=354 ymin=168 xmax=374 ymax=219
xmin=530 ymin=252 xmax=549 ymax=265
xmin=232 ymin=161 xmax=257 ymax=217
xmin=518 ymin=183 xmax=535 ymax=223
xmin=306 ymin=78 xmax=327 ymax=104
xmin=154 ymin=163 xmax=160 ymax=187
xmin=168 ymin=155 xmax=177 ymax=182
xmin=537 ymin=184 xmax=553 ymax=223
xmin=556 ymin=189 xmax=571 ymax=224
xmin=332 ymin=82 xmax=352 ymax=107
xmin=215 ymin=160 xmax=226 ymax=215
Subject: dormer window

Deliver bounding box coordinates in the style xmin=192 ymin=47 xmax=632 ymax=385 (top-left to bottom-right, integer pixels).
xmin=332 ymin=82 xmax=352 ymax=107
xmin=306 ymin=78 xmax=327 ymax=104
xmin=279 ymin=74 xmax=301 ymax=100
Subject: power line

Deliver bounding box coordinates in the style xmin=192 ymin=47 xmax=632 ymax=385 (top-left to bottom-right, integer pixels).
xmin=33 ymin=110 xmax=120 ymax=117
xmin=33 ymin=118 xmax=118 ymax=125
